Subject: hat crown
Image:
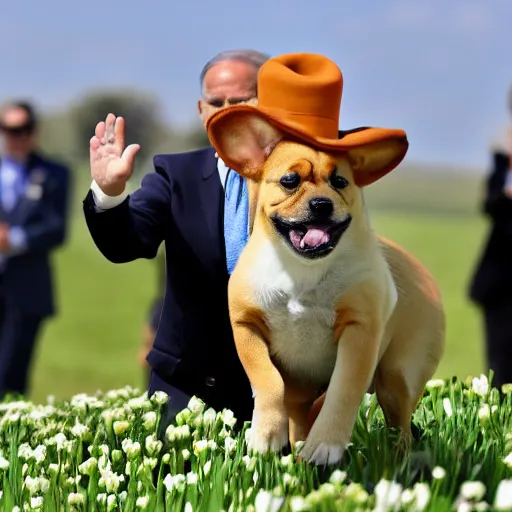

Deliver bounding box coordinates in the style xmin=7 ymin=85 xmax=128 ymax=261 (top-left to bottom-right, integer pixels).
xmin=257 ymin=53 xmax=343 ymax=138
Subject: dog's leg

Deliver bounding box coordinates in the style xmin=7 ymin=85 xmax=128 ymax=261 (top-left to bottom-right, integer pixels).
xmin=299 ymin=320 xmax=382 ymax=466
xmin=374 ymin=333 xmax=443 ymax=453
xmin=287 ymin=400 xmax=313 ymax=447
xmin=232 ymin=320 xmax=289 ymax=454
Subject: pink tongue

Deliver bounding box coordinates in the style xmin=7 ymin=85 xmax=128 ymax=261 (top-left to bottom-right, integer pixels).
xmin=290 ymin=228 xmax=330 ymax=249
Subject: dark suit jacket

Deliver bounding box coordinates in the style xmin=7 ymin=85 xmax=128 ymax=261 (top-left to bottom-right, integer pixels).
xmin=83 ymin=147 xmax=254 ymax=422
xmin=469 ymin=151 xmax=512 ymax=307
xmin=0 ymin=151 xmax=71 ymax=318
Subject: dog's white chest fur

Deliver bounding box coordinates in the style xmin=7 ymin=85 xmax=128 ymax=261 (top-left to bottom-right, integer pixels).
xmin=249 ymin=240 xmax=350 ymax=386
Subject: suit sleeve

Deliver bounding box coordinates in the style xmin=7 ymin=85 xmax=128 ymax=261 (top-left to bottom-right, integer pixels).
xmin=483 ymin=152 xmax=512 ymax=219
xmin=83 ymin=156 xmax=172 ymax=263
xmin=18 ymin=164 xmax=72 ymax=253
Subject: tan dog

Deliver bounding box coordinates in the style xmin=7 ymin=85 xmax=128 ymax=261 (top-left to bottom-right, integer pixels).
xmin=206 ymin=53 xmax=445 ymax=466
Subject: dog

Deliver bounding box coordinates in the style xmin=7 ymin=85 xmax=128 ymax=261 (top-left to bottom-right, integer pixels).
xmin=206 ymin=53 xmax=445 ymax=466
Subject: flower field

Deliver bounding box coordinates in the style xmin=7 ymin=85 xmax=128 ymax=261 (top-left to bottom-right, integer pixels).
xmin=0 ymin=375 xmax=511 ymax=511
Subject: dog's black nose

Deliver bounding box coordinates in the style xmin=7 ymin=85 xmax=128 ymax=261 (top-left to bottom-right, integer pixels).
xmin=309 ymin=197 xmax=334 ymax=218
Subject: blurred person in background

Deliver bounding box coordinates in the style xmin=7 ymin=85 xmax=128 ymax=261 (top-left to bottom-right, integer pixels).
xmin=469 ymin=84 xmax=512 ymax=390
xmin=0 ymin=101 xmax=71 ymax=399
xmin=86 ymin=50 xmax=269 ymax=426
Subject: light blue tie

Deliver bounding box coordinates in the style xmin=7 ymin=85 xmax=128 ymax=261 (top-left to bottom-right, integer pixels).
xmin=223 ymin=167 xmax=249 ymax=275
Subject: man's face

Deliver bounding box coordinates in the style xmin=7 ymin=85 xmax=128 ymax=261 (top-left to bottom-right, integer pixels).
xmin=0 ymin=107 xmax=36 ymax=160
xmin=198 ymin=60 xmax=258 ymax=127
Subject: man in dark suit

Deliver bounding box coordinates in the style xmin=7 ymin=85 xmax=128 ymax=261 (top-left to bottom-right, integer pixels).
xmin=84 ymin=50 xmax=269 ymax=425
xmin=0 ymin=101 xmax=71 ymax=399
xmin=469 ymin=98 xmax=512 ymax=389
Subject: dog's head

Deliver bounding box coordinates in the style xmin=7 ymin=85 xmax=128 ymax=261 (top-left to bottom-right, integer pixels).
xmin=211 ymin=113 xmax=404 ymax=260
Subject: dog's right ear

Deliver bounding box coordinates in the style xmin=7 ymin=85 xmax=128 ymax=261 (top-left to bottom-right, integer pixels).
xmin=207 ymin=111 xmax=282 ymax=181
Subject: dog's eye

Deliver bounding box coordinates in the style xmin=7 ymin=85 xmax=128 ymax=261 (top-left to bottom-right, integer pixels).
xmin=329 ymin=173 xmax=349 ymax=189
xmin=279 ymin=172 xmax=301 ymax=190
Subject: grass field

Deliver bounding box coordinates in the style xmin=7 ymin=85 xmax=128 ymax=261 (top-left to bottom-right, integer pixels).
xmin=26 ymin=168 xmax=491 ymax=404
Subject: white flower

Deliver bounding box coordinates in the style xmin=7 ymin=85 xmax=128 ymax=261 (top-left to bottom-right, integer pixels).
xmin=143 ymin=457 xmax=158 ymax=470
xmin=176 ymin=425 xmax=191 ymax=440
xmin=432 ymin=466 xmax=446 ymax=480
xmin=107 ymin=494 xmax=117 ymax=511
xmin=193 ymin=440 xmax=208 ymax=455
xmin=283 ymin=473 xmax=299 ymax=488
xmin=145 ymin=434 xmax=163 ymax=456
xmin=401 ymin=489 xmax=414 ymax=505
xmin=0 ymin=456 xmax=9 ymax=470
xmin=31 ymin=445 xmax=47 ymax=464
xmin=184 ymin=503 xmax=193 ymax=512
xmin=203 ymin=460 xmax=212 ymax=475
xmin=136 ymin=496 xmax=149 ymax=509
xmin=412 ymin=482 xmax=431 ymax=511
xmin=254 ymin=489 xmax=285 ymax=512
xmin=426 ymin=379 xmax=445 ymax=390
xmin=121 ymin=439 xmax=141 ymax=459
xmin=472 ymin=375 xmax=489 ymax=397
xmin=186 ymin=472 xmax=198 ymax=485
xmin=30 ymin=496 xmax=44 ymax=509
xmin=68 ymin=493 xmax=85 ymax=505
xmin=182 ymin=449 xmax=191 ymax=460
xmin=290 ymin=495 xmax=310 ymax=511
xmin=478 ymin=404 xmax=498 ymax=425
xmin=163 ymin=473 xmax=186 ymax=493
xmin=187 ymin=396 xmax=205 ymax=415
xmin=329 ymin=469 xmax=347 ymax=485
xmin=495 ymin=479 xmax=512 ymax=510
xmin=457 ymin=501 xmax=472 ymax=512
xmin=71 ymin=421 xmax=89 ymax=438
xmin=150 ymin=391 xmax=169 ymax=405
xmin=504 ymin=454 xmax=512 ymax=468
xmin=221 ymin=409 xmax=237 ymax=427
xmin=78 ymin=457 xmax=98 ymax=476
xmin=242 ymin=455 xmax=257 ymax=472
xmin=113 ymin=421 xmax=130 ymax=435
xmin=224 ymin=437 xmax=237 ymax=455
xmin=374 ymin=479 xmax=403 ymax=512
xmin=443 ymin=398 xmax=453 ymax=417
xmin=38 ymin=478 xmax=50 ymax=494
xmin=48 ymin=463 xmax=59 ymax=475
xmin=280 ymin=454 xmax=293 ymax=469
xmin=143 ymin=411 xmax=157 ymax=431
xmin=460 ymin=481 xmax=486 ymax=502
xmin=202 ymin=408 xmax=217 ymax=427
xmin=24 ymin=476 xmax=40 ymax=495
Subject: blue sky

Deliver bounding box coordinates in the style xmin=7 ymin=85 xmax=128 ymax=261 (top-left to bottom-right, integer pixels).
xmin=0 ymin=0 xmax=510 ymax=170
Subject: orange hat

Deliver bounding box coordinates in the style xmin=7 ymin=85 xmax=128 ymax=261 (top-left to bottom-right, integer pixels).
xmin=206 ymin=53 xmax=408 ymax=187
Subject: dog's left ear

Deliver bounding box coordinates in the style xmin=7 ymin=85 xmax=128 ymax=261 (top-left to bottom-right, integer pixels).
xmin=207 ymin=111 xmax=282 ymax=181
xmin=346 ymin=137 xmax=408 ymax=187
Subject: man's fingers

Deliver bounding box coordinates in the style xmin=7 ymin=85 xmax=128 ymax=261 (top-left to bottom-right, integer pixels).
xmin=121 ymin=144 xmax=141 ymax=168
xmin=104 ymin=113 xmax=116 ymax=145
xmin=95 ymin=121 xmax=105 ymax=140
xmin=90 ymin=136 xmax=102 ymax=163
xmin=114 ymin=116 xmax=126 ymax=154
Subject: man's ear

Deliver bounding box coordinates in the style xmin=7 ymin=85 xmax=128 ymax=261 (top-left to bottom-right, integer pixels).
xmin=207 ymin=111 xmax=282 ymax=181
xmin=346 ymin=137 xmax=408 ymax=187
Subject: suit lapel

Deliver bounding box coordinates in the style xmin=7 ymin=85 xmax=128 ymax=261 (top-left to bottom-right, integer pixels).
xmin=192 ymin=148 xmax=227 ymax=279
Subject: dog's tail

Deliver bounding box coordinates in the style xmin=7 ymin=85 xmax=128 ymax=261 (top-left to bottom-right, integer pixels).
xmin=305 ymin=392 xmax=326 ymax=435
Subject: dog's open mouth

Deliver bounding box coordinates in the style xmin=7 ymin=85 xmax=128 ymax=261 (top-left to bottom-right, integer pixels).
xmin=271 ymin=215 xmax=352 ymax=258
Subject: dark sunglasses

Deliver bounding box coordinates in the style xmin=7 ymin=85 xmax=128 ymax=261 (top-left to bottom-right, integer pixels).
xmin=0 ymin=122 xmax=34 ymax=136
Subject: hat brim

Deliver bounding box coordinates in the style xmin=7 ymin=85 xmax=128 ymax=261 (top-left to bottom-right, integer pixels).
xmin=206 ymin=104 xmax=408 ymax=187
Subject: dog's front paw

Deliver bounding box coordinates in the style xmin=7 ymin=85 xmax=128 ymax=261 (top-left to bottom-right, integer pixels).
xmin=247 ymin=406 xmax=289 ymax=454
xmin=298 ymin=425 xmax=348 ymax=466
